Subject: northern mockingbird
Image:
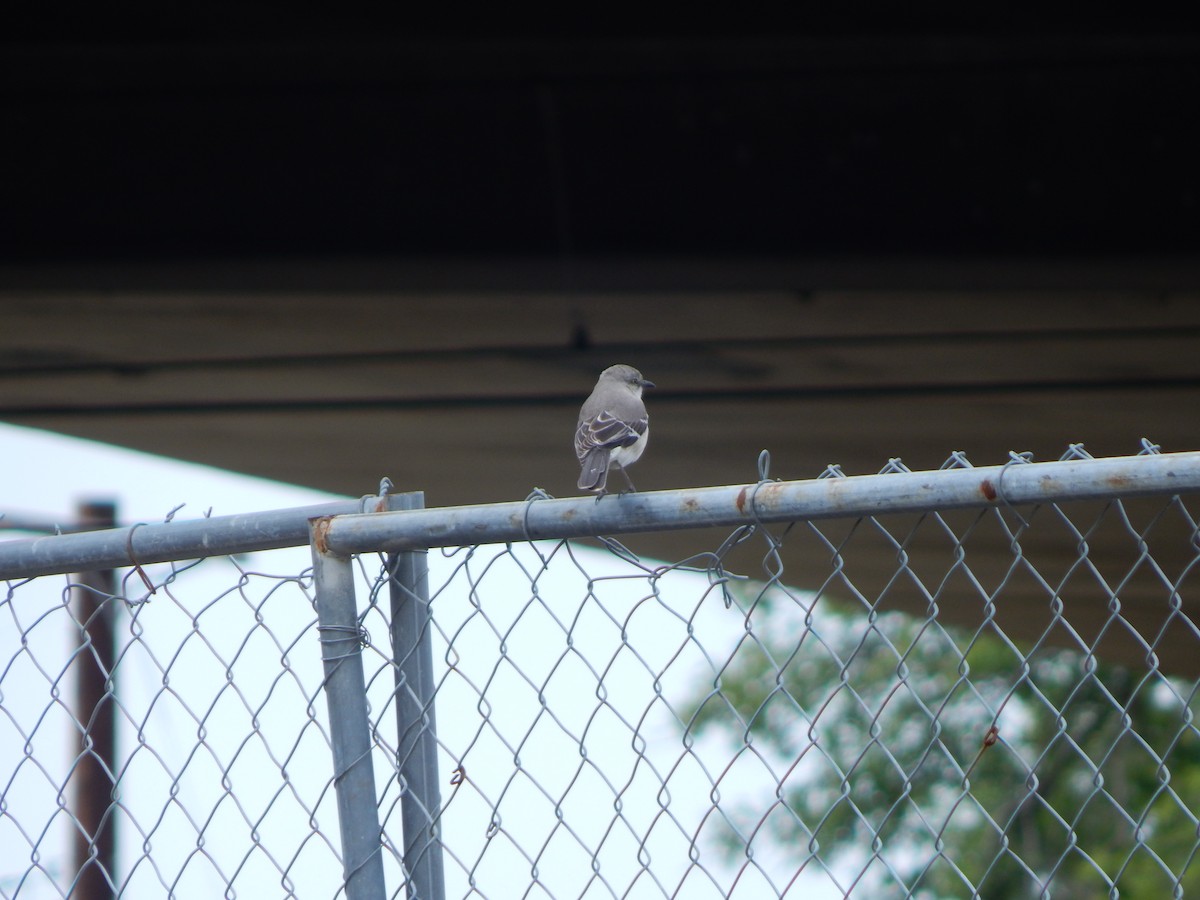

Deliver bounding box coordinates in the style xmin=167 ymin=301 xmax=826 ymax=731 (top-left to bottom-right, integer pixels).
xmin=575 ymin=364 xmax=654 ymax=494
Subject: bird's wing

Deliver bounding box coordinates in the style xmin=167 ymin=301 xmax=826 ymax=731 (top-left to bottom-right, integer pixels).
xmin=575 ymin=410 xmax=648 ymax=462
xmin=577 ymin=447 xmax=611 ymax=491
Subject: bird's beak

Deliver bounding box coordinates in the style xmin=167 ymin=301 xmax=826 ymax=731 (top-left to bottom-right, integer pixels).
xmin=641 ymin=379 xmax=655 ymax=389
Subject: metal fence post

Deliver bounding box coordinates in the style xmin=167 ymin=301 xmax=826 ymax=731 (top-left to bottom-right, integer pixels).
xmin=69 ymin=500 xmax=118 ymax=899
xmin=310 ymin=516 xmax=387 ymax=900
xmin=388 ymin=492 xmax=446 ymax=900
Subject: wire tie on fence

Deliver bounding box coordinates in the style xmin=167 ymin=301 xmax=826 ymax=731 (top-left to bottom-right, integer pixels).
xmin=704 ymin=449 xmax=783 ymax=609
xmin=359 ymin=477 xmax=395 ymax=513
xmin=941 ymin=450 xmax=972 ymax=470
xmin=1059 ymin=442 xmax=1093 ymax=461
xmin=664 ymin=549 xmax=744 ymax=579
xmin=528 ymin=483 xmax=640 ymax=563
xmin=597 ymin=535 xmax=642 ymax=564
xmin=747 ymin=449 xmax=781 ymax=525
xmin=521 ymin=488 xmax=554 ymax=543
xmin=1138 ymin=437 xmax=1162 ymax=455
xmin=163 ymin=502 xmax=185 ymax=523
xmin=982 ymin=724 xmax=999 ymax=750
xmin=712 ymin=524 xmax=754 ymax=574
xmin=701 ymin=535 xmax=751 ymax=609
xmin=520 ymin=488 xmax=558 ymax=565
xmin=450 ymin=764 xmax=466 ymax=785
xmin=317 ymin=623 xmax=370 ymax=659
xmin=995 ymin=451 xmax=1034 ymax=530
xmin=124 ymin=521 xmax=157 ymax=598
xmin=757 ymin=449 xmax=772 ymax=482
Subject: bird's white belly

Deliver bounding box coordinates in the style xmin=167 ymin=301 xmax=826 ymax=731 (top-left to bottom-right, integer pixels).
xmin=609 ymin=431 xmax=648 ymax=469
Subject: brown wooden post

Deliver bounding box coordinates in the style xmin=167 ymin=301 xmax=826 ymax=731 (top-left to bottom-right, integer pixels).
xmin=69 ymin=500 xmax=118 ymax=899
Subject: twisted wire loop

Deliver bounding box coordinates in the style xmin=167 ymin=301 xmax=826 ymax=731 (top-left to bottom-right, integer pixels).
xmin=317 ymin=622 xmax=371 ymax=661
xmin=121 ymin=521 xmax=158 ymax=605
xmin=3 ymin=443 xmax=1200 ymax=898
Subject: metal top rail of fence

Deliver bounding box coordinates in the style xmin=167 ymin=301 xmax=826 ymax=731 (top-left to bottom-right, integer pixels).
xmin=4 ymin=445 xmax=1200 ymax=899
xmin=2 ymin=448 xmax=1198 ymax=581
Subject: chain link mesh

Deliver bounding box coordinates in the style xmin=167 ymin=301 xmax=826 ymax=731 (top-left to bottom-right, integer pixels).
xmin=4 ymin=446 xmax=1200 ymax=898
xmin=1 ymin=548 xmax=346 ymax=898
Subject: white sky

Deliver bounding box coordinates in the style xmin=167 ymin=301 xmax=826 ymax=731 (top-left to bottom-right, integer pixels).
xmin=0 ymin=422 xmax=846 ymax=899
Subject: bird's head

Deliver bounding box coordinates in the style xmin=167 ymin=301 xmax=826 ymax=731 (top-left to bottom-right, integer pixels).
xmin=601 ymin=364 xmax=655 ymax=396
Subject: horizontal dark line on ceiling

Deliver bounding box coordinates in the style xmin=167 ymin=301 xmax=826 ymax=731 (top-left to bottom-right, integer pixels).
xmin=1 ymin=325 xmax=1198 ymax=379
xmin=3 ymin=376 xmax=1199 ymax=418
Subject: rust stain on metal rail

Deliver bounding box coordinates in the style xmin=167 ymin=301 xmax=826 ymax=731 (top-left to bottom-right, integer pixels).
xmin=311 ymin=516 xmax=334 ymax=554
xmin=757 ymin=482 xmax=786 ymax=509
xmin=305 ymin=451 xmax=1200 ymax=560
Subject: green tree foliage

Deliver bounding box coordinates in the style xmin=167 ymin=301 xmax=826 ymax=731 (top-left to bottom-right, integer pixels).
xmin=682 ymin=587 xmax=1200 ymax=898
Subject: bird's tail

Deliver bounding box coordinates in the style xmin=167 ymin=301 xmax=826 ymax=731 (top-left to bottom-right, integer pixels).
xmin=578 ymin=448 xmax=611 ymax=492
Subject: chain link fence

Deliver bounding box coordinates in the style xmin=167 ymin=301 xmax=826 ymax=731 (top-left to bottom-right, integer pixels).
xmin=3 ymin=445 xmax=1200 ymax=898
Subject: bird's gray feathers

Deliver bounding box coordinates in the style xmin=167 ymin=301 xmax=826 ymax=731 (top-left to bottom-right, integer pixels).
xmin=574 ymin=409 xmax=647 ymax=462
xmin=575 ymin=411 xmax=648 ymax=491
xmin=577 ymin=447 xmax=612 ymax=492
xmin=575 ymin=365 xmax=652 ymax=493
